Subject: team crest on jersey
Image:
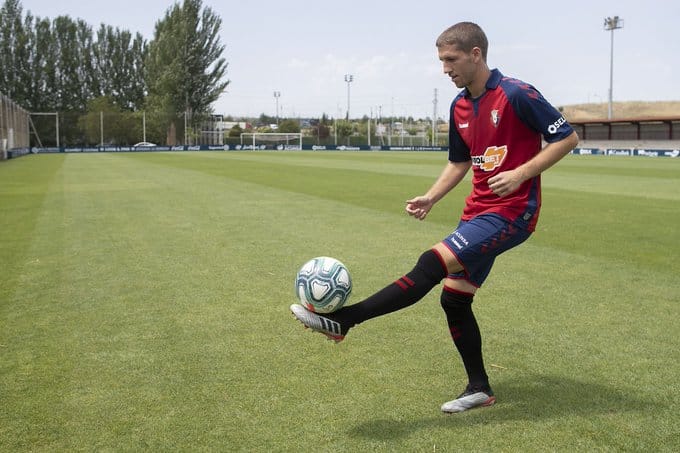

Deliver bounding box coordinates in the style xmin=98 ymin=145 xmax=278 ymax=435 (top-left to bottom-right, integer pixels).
xmin=471 ymin=145 xmax=508 ymax=172
xmin=490 ymin=110 xmax=500 ymax=128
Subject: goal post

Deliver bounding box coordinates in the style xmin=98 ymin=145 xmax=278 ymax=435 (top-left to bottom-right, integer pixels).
xmin=240 ymin=132 xmax=302 ymax=150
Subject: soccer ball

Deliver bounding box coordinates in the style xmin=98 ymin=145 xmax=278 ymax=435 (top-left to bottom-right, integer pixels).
xmin=295 ymin=256 xmax=352 ymax=313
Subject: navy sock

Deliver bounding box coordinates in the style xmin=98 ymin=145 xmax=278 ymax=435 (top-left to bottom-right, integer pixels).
xmin=440 ymin=288 xmax=489 ymax=389
xmin=336 ymin=249 xmax=447 ymax=328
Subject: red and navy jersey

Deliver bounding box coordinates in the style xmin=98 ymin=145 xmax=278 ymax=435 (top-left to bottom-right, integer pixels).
xmin=448 ymin=69 xmax=574 ymax=231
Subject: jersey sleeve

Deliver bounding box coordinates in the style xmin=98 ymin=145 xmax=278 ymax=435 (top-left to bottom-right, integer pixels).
xmin=448 ymin=98 xmax=471 ymax=162
xmin=504 ymin=80 xmax=574 ymax=143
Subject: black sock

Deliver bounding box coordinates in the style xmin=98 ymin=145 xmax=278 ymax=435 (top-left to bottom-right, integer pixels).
xmin=336 ymin=249 xmax=447 ymax=328
xmin=440 ymin=288 xmax=489 ymax=389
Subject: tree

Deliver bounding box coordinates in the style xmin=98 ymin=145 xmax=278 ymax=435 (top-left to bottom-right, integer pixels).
xmin=257 ymin=113 xmax=276 ymax=127
xmin=278 ymin=119 xmax=300 ymax=133
xmin=93 ymin=24 xmax=146 ymax=111
xmin=25 ymin=16 xmax=55 ymax=111
xmin=78 ymin=96 xmax=141 ymax=145
xmin=0 ymin=0 xmax=28 ymax=101
xmin=50 ymin=16 xmax=94 ymax=112
xmin=145 ymin=0 xmax=229 ymax=143
xmin=335 ymin=120 xmax=353 ymax=144
xmin=311 ymin=119 xmax=330 ymax=143
xmin=228 ymin=123 xmax=242 ymax=137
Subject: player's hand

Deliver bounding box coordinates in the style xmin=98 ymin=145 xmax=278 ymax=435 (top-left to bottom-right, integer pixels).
xmin=405 ymin=196 xmax=433 ymax=220
xmin=488 ymin=169 xmax=524 ymax=198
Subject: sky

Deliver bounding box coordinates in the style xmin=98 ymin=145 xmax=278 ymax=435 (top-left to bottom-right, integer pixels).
xmin=17 ymin=0 xmax=680 ymax=120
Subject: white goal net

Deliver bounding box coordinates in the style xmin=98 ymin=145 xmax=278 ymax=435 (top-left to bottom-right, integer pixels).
xmin=240 ymin=133 xmax=302 ymax=150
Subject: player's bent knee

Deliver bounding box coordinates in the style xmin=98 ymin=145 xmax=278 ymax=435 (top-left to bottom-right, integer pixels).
xmin=413 ymin=249 xmax=448 ymax=282
xmin=440 ymin=286 xmax=474 ymax=311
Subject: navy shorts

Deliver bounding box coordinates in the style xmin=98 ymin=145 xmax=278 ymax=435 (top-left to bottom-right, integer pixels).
xmin=442 ymin=213 xmax=532 ymax=287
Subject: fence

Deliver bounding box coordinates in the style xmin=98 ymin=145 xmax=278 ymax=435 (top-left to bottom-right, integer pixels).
xmin=23 ymin=110 xmax=446 ymax=149
xmin=27 ymin=110 xmax=225 ymax=148
xmin=0 ymin=93 xmax=30 ymax=159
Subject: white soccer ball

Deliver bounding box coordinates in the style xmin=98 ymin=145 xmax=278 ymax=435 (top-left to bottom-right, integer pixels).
xmin=295 ymin=256 xmax=352 ymax=313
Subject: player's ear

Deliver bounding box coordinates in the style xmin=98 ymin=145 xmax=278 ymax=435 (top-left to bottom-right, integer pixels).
xmin=471 ymin=47 xmax=483 ymax=62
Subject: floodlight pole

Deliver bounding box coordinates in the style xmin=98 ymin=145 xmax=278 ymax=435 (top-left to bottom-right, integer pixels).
xmin=344 ymin=74 xmax=353 ymax=120
xmin=604 ymin=16 xmax=623 ymax=120
xmin=273 ymin=91 xmax=281 ymax=125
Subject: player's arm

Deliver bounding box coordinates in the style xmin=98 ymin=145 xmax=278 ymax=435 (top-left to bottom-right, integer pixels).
xmin=488 ymin=131 xmax=579 ymax=198
xmin=406 ymin=160 xmax=471 ymax=220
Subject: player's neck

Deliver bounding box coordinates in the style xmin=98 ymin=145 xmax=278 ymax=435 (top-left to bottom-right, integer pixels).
xmin=467 ymin=66 xmax=491 ymax=99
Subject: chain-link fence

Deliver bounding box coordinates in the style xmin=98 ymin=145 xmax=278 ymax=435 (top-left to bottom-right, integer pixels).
xmin=1 ymin=93 xmax=30 ymax=159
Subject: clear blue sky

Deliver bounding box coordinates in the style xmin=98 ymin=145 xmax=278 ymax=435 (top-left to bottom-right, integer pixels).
xmin=17 ymin=0 xmax=680 ymax=119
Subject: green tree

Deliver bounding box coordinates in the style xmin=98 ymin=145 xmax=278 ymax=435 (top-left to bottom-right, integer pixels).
xmin=228 ymin=123 xmax=242 ymax=137
xmin=25 ymin=16 xmax=55 ymax=111
xmin=278 ymin=118 xmax=300 ymax=133
xmin=257 ymin=113 xmax=276 ymax=127
xmin=0 ymin=0 xmax=29 ymax=101
xmin=51 ymin=16 xmax=98 ymax=112
xmin=93 ymin=25 xmax=147 ymax=111
xmin=78 ymin=96 xmax=141 ymax=145
xmin=335 ymin=120 xmax=353 ymax=144
xmin=311 ymin=119 xmax=330 ymax=143
xmin=145 ymin=0 xmax=229 ymax=143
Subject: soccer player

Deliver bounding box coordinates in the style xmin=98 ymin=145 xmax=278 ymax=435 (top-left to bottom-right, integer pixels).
xmin=291 ymin=21 xmax=579 ymax=413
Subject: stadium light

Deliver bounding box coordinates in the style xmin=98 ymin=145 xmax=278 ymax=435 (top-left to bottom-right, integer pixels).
xmin=604 ymin=16 xmax=624 ymax=119
xmin=273 ymin=91 xmax=281 ymax=125
xmin=344 ymin=74 xmax=354 ymax=119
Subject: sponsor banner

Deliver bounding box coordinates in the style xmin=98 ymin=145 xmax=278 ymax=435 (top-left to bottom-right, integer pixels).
xmin=571 ymin=148 xmax=605 ymax=155
xmin=606 ymin=148 xmax=634 ymax=156
xmin=572 ymin=148 xmax=678 ymax=157
xmin=23 ymin=145 xmax=678 ymax=157
xmin=7 ymin=148 xmax=31 ymax=158
xmin=383 ymin=146 xmax=448 ymax=151
xmin=634 ymin=149 xmax=680 ymax=158
xmin=33 ymin=147 xmax=61 ymax=153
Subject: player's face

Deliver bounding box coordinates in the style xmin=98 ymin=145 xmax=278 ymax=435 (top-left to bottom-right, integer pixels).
xmin=438 ymin=44 xmax=480 ymax=90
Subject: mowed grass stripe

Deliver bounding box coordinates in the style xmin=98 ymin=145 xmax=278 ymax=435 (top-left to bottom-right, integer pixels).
xmin=117 ymin=152 xmax=679 ymax=272
xmin=115 ymin=151 xmax=458 ymax=216
xmin=0 ymin=155 xmax=66 ymax=301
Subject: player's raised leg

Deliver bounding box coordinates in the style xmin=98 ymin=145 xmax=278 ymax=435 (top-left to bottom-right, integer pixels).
xmin=291 ymin=247 xmax=460 ymax=340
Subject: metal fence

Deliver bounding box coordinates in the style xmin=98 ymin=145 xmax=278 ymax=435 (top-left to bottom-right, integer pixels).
xmin=0 ymin=93 xmax=30 ymax=159
xmin=24 ymin=110 xmax=446 ymax=149
xmin=25 ymin=110 xmax=231 ymax=148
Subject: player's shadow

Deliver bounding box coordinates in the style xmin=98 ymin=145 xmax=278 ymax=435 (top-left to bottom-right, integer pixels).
xmin=348 ymin=373 xmax=655 ymax=441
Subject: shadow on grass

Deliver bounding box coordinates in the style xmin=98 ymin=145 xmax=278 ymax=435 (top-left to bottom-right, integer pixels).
xmin=348 ymin=373 xmax=655 ymax=440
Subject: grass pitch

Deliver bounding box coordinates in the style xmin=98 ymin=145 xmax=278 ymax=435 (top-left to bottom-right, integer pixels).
xmin=1 ymin=151 xmax=679 ymax=451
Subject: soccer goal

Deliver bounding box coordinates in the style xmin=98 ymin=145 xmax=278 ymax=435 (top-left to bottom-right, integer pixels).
xmin=240 ymin=132 xmax=302 ymax=150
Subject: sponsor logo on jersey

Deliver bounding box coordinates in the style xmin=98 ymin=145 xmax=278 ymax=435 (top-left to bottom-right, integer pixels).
xmin=547 ymin=116 xmax=567 ymax=134
xmin=472 ymin=146 xmax=508 ymax=171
